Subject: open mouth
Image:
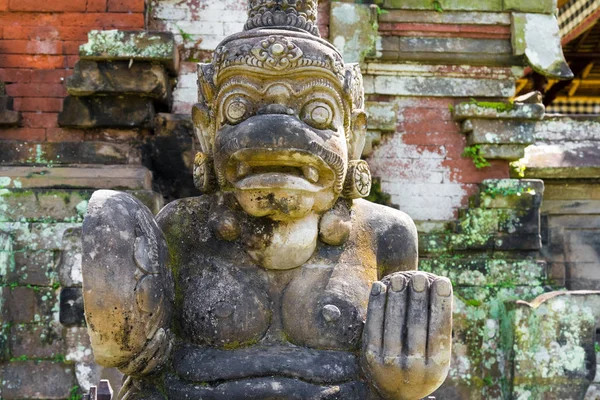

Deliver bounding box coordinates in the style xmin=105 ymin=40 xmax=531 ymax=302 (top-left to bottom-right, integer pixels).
xmin=226 ymin=149 xmax=335 ymax=192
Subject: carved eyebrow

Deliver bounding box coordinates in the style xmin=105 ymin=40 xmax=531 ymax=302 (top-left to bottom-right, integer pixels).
xmin=216 ymin=78 xmax=262 ymax=100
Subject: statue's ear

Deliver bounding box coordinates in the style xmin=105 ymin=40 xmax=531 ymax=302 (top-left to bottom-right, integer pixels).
xmin=348 ymin=110 xmax=367 ymax=161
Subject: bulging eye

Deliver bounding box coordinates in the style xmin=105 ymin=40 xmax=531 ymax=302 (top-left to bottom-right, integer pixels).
xmin=301 ymin=101 xmax=333 ymax=130
xmin=224 ymin=96 xmax=254 ymax=125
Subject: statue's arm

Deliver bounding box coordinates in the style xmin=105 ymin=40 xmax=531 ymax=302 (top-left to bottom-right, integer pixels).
xmin=82 ymin=190 xmax=173 ymax=377
xmin=361 ymin=206 xmax=453 ymax=400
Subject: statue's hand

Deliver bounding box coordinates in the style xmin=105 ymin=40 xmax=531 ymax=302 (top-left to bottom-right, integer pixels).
xmin=82 ymin=191 xmax=173 ymax=376
xmin=361 ymin=271 xmax=452 ymax=400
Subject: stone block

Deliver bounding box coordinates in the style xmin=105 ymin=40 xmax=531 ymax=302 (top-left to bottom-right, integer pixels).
xmin=0 ymin=231 xmax=14 ymax=284
xmin=453 ymin=102 xmax=545 ymax=121
xmin=512 ymin=13 xmax=572 ymax=79
xmin=504 ymin=0 xmax=556 ymax=14
xmin=0 ymin=109 xmax=21 ymax=127
xmin=534 ymin=117 xmax=600 ymax=142
xmin=79 ymin=30 xmax=179 ymax=75
xmin=2 ymin=287 xmax=36 ymax=323
xmin=0 ymin=361 xmax=76 ymax=399
xmin=8 ymin=250 xmax=56 ymax=286
xmin=509 ymin=292 xmax=600 ymax=399
xmin=379 ymin=10 xmax=511 ymax=25
xmin=0 ymin=141 xmax=141 ymax=166
xmin=479 ymin=179 xmax=544 ymax=209
xmin=67 ymin=60 xmax=172 ymax=105
xmin=0 ymin=189 xmax=92 ymax=223
xmin=59 ymin=287 xmax=85 ymax=326
xmin=369 ymin=75 xmax=515 ymax=98
xmin=0 ymin=95 xmax=14 ymax=110
xmin=383 ymin=0 xmax=503 ymax=11
xmin=542 ymin=200 xmax=600 ymax=215
xmin=0 ymin=166 xmax=153 ymax=190
xmin=65 ymin=327 xmax=94 ymax=363
xmin=519 ymin=142 xmax=600 ymax=179
xmin=544 ymin=183 xmax=600 ymax=201
xmin=464 ymin=120 xmax=536 ymax=145
xmin=58 ymin=228 xmax=83 ymax=287
xmin=10 ymin=324 xmax=65 ymax=359
xmin=58 ymin=96 xmax=155 ymax=129
xmin=365 ymin=102 xmax=397 ymax=131
xmin=495 ymin=232 xmax=542 ymax=250
xmin=330 ymin=2 xmax=378 ymax=63
xmin=497 ymin=207 xmax=540 ymax=235
xmin=478 ymin=144 xmax=526 ymax=160
xmin=150 ymin=113 xmax=200 ymax=200
xmin=0 ymin=222 xmax=77 ymax=251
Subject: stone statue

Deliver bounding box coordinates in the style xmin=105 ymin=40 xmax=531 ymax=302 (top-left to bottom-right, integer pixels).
xmin=82 ymin=1 xmax=453 ymax=398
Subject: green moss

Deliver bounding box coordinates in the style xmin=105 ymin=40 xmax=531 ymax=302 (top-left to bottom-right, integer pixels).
xmin=469 ymin=98 xmax=515 ymax=113
xmin=463 ymin=145 xmax=491 ymax=169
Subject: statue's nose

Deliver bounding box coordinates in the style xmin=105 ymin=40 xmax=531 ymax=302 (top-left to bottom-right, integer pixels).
xmin=258 ymin=104 xmax=295 ymax=116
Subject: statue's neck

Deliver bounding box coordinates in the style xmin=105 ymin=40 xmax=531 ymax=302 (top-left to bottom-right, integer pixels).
xmin=244 ymin=213 xmax=319 ymax=270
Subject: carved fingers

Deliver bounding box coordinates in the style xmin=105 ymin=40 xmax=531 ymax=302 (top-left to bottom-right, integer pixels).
xmin=362 ymin=271 xmax=453 ymax=400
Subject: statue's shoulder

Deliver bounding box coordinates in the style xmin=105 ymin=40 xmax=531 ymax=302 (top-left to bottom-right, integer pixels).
xmin=352 ymin=199 xmax=418 ymax=274
xmin=156 ymin=195 xmax=214 ymax=243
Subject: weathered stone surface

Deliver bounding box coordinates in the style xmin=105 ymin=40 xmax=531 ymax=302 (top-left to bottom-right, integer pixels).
xmin=453 ymin=102 xmax=545 ymax=121
xmin=0 ymin=141 xmax=141 ymax=165
xmin=8 ymin=250 xmax=56 ymax=286
xmin=0 ymin=166 xmax=153 ymax=190
xmin=479 ymin=179 xmax=544 ymax=209
xmin=330 ymin=2 xmax=378 ymax=63
xmin=512 ymin=13 xmax=573 ymax=79
xmin=478 ymin=144 xmax=526 ymax=160
xmin=0 ymin=109 xmax=21 ymax=127
xmin=10 ymin=324 xmax=65 ymax=359
xmin=504 ymin=0 xmax=556 ymax=13
xmin=149 ymin=113 xmax=199 ymax=201
xmin=383 ymin=0 xmax=503 ymax=11
xmin=534 ymin=116 xmax=600 ymax=142
xmin=542 ymin=200 xmax=600 ymax=215
xmin=67 ymin=60 xmax=172 ymax=104
xmin=0 ymin=231 xmax=14 ymax=284
xmin=380 ymin=36 xmax=518 ymax=65
xmin=79 ymin=30 xmax=179 ymax=75
xmin=366 ymin=74 xmax=515 ymax=97
xmin=0 ymin=361 xmax=76 ymax=399
xmin=518 ymin=142 xmax=600 ymax=179
xmin=2 ymin=287 xmax=36 ymax=323
xmin=365 ymin=102 xmax=398 ymax=131
xmin=58 ymin=96 xmax=155 ymax=128
xmin=58 ymin=228 xmax=83 ymax=287
xmin=379 ymin=10 xmax=511 ymax=25
xmin=464 ymin=120 xmax=536 ymax=145
xmin=508 ymin=292 xmax=600 ymax=399
xmin=0 ymin=189 xmax=90 ymax=222
xmin=0 ymin=222 xmax=80 ymax=251
xmin=59 ymin=287 xmax=85 ymax=326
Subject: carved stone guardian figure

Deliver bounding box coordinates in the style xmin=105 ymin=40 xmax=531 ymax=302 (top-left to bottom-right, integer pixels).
xmin=82 ymin=1 xmax=453 ymax=398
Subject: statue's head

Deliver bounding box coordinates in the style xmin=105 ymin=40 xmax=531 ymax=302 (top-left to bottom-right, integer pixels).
xmin=193 ymin=0 xmax=370 ymax=221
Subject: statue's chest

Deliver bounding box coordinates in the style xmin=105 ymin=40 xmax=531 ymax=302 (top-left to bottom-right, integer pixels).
xmin=178 ymin=261 xmax=374 ymax=351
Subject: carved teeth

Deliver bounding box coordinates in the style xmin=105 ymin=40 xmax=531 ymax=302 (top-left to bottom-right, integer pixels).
xmin=237 ymin=162 xmax=251 ymax=178
xmin=303 ymin=166 xmax=319 ymax=183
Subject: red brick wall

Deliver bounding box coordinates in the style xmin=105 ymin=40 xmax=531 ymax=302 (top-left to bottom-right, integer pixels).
xmin=0 ymin=0 xmax=145 ymax=141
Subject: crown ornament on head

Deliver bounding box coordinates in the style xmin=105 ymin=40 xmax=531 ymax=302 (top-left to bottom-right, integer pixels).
xmin=245 ymin=0 xmax=319 ymax=36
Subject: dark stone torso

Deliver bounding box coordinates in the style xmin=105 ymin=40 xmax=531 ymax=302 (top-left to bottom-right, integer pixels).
xmin=139 ymin=195 xmax=416 ymax=398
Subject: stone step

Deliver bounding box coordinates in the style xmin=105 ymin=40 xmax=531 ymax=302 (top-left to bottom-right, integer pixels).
xmin=0 ymin=141 xmax=141 ymax=166
xmin=79 ymin=30 xmax=179 ymax=75
xmin=67 ymin=60 xmax=172 ymax=105
xmin=58 ymin=96 xmax=155 ymax=129
xmin=0 ymin=165 xmax=153 ymax=190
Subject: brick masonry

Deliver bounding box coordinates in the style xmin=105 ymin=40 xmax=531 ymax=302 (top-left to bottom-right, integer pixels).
xmin=0 ymin=0 xmax=145 ymax=142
